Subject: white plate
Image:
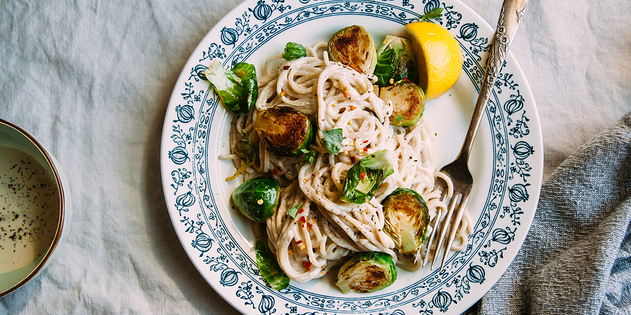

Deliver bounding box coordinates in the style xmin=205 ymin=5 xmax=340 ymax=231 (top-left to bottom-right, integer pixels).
xmin=160 ymin=0 xmax=543 ymax=313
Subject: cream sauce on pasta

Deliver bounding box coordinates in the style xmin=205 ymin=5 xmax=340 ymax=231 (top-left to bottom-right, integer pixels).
xmin=221 ymin=43 xmax=473 ymax=283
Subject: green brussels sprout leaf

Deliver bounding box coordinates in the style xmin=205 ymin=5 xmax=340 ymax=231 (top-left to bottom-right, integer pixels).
xmin=374 ymin=35 xmax=419 ymax=87
xmin=204 ymin=60 xmax=258 ymax=115
xmin=322 ymin=128 xmax=343 ymax=155
xmin=341 ymin=150 xmax=394 ymax=204
xmin=282 ymin=42 xmax=307 ymax=60
xmin=255 ymin=240 xmax=290 ymax=290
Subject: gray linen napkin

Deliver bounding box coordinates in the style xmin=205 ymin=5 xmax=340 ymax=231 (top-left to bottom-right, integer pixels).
xmin=467 ymin=111 xmax=631 ymax=314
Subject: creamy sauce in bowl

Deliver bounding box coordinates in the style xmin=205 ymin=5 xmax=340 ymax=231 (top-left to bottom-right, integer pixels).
xmin=0 ymin=147 xmax=60 ymax=274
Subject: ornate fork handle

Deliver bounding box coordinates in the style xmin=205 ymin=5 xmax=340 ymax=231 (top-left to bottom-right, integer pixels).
xmin=428 ymin=0 xmax=529 ymax=270
xmin=461 ymin=0 xmax=529 ymax=161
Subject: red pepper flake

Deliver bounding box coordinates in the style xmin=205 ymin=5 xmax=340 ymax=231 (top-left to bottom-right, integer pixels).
xmin=360 ymin=172 xmax=365 ymax=179
xmin=363 ymin=140 xmax=368 ymax=143
xmin=312 ymin=173 xmax=316 ymax=177
xmin=363 ymin=147 xmax=368 ymax=152
xmin=271 ymin=168 xmax=278 ymax=175
xmin=350 ymin=156 xmax=356 ymax=163
xmin=280 ymin=90 xmax=287 ymax=97
xmin=403 ymin=77 xmax=410 ymax=82
xmin=299 ymin=216 xmax=307 ymax=223
xmin=295 ymin=240 xmax=303 ymax=244
xmin=302 ymin=260 xmax=312 ymax=271
xmin=343 ymin=88 xmax=349 ymax=98
xmin=283 ymin=65 xmax=290 ymax=70
xmin=298 ymin=208 xmax=304 ymax=214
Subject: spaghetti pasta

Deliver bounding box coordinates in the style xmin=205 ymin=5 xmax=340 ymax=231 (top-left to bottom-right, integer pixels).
xmin=221 ymin=43 xmax=473 ymax=283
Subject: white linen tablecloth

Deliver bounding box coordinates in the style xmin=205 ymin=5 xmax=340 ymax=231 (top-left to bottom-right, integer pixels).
xmin=1 ymin=0 xmax=630 ymax=314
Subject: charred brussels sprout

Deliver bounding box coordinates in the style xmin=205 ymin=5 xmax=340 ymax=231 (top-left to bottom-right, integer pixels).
xmin=341 ymin=150 xmax=394 ymax=204
xmin=255 ymin=240 xmax=290 ymax=290
xmin=254 ymin=106 xmax=314 ymax=156
xmin=374 ymin=35 xmax=420 ymax=87
xmin=335 ymin=252 xmax=397 ymax=293
xmin=382 ymin=188 xmax=430 ymax=255
xmin=328 ymin=25 xmax=377 ymax=74
xmin=204 ymin=60 xmax=258 ymax=115
xmin=380 ymin=80 xmax=425 ymax=127
xmin=232 ymin=176 xmax=280 ymax=222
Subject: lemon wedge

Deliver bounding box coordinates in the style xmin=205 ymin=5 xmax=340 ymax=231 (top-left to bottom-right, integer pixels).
xmin=405 ymin=21 xmax=463 ymax=100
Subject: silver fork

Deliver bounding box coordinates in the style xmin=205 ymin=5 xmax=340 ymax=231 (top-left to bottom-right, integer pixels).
xmin=424 ymin=0 xmax=529 ymax=269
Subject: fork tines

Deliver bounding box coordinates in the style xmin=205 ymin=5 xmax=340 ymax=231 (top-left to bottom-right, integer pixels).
xmin=422 ymin=175 xmax=471 ymax=270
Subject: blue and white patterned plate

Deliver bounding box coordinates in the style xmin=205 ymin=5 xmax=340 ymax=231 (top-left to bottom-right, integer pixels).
xmin=160 ymin=0 xmax=543 ymax=313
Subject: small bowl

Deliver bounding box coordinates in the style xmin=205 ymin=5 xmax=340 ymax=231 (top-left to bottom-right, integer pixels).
xmin=0 ymin=119 xmax=71 ymax=297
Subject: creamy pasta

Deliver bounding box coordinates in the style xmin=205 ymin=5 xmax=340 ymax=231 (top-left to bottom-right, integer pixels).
xmin=221 ymin=43 xmax=473 ymax=283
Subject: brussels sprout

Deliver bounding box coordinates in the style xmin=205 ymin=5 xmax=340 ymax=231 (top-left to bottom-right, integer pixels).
xmin=255 ymin=239 xmax=290 ymax=290
xmin=226 ymin=131 xmax=258 ymax=181
xmin=232 ymin=176 xmax=280 ymax=222
xmin=341 ymin=150 xmax=394 ymax=204
xmin=254 ymin=106 xmax=314 ymax=156
xmin=328 ymin=25 xmax=377 ymax=74
xmin=283 ymin=42 xmax=307 ymax=60
xmin=382 ymin=188 xmax=430 ymax=255
xmin=335 ymin=252 xmax=397 ymax=293
xmin=374 ymin=35 xmax=420 ymax=87
xmin=379 ymin=80 xmax=426 ymax=127
xmin=204 ymin=60 xmax=258 ymax=115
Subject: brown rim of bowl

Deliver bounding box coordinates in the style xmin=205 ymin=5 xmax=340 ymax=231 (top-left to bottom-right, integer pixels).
xmin=0 ymin=119 xmax=66 ymax=298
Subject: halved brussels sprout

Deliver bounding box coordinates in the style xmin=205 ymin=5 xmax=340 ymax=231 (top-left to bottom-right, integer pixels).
xmin=380 ymin=80 xmax=425 ymax=127
xmin=232 ymin=176 xmax=280 ymax=222
xmin=374 ymin=35 xmax=420 ymax=87
xmin=340 ymin=150 xmax=394 ymax=204
xmin=328 ymin=25 xmax=377 ymax=74
xmin=335 ymin=252 xmax=397 ymax=293
xmin=204 ymin=60 xmax=258 ymax=115
xmin=254 ymin=106 xmax=314 ymax=156
xmin=382 ymin=188 xmax=430 ymax=255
